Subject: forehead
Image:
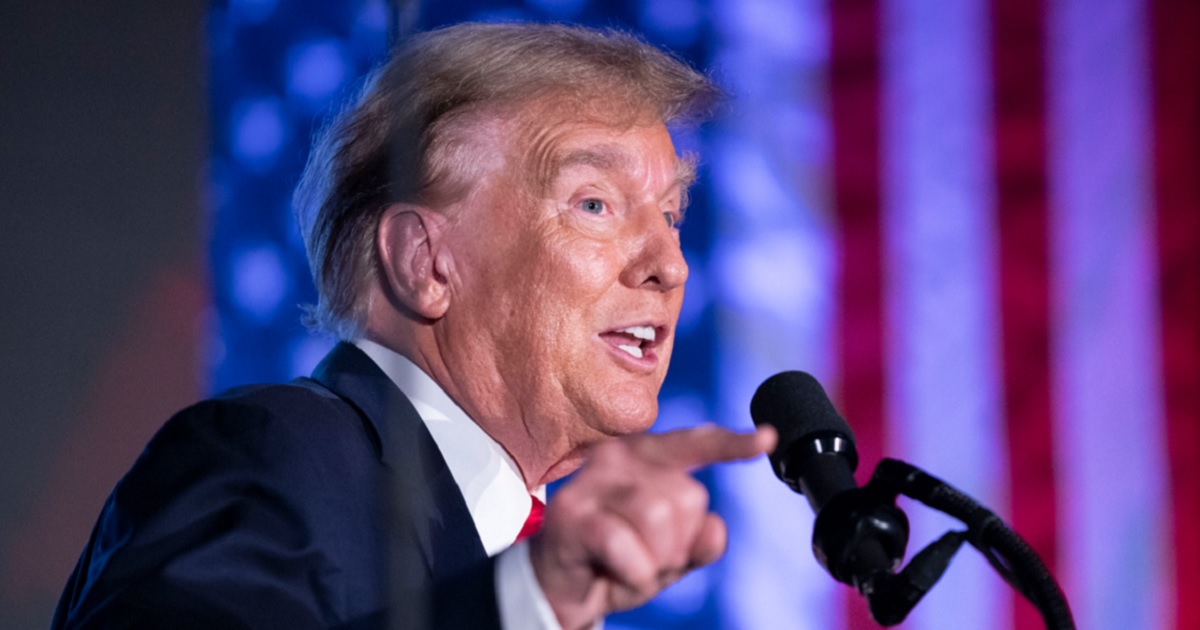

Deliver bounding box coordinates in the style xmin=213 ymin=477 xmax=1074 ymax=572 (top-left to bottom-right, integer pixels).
xmin=445 ymin=96 xmax=691 ymax=207
xmin=520 ymin=118 xmax=683 ymax=191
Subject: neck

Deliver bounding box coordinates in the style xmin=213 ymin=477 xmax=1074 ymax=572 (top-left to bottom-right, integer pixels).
xmin=362 ymin=325 xmax=583 ymax=489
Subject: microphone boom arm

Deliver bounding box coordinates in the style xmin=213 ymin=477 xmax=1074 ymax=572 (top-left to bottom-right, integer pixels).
xmin=861 ymin=458 xmax=1076 ymax=630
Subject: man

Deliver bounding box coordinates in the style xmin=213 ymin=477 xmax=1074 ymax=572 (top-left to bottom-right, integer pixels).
xmin=53 ymin=22 xmax=774 ymax=629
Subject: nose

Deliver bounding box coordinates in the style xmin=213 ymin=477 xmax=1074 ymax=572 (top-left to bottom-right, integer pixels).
xmin=620 ymin=208 xmax=689 ymax=291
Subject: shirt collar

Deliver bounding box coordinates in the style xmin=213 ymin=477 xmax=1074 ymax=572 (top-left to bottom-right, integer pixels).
xmin=354 ymin=338 xmax=542 ymax=556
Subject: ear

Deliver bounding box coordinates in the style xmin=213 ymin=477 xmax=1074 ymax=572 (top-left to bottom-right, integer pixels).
xmin=377 ymin=204 xmax=450 ymax=320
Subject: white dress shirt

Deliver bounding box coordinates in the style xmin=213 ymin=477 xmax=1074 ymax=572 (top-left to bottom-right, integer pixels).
xmin=354 ymin=339 xmax=560 ymax=629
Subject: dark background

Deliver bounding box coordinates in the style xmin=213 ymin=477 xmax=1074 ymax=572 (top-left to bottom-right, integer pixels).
xmin=0 ymin=3 xmax=207 ymax=626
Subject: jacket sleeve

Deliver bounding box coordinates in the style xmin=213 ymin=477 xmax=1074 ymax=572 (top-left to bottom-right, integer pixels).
xmin=52 ymin=392 xmax=502 ymax=629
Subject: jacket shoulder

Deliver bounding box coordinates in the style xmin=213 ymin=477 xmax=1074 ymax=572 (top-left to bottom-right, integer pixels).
xmin=54 ymin=379 xmax=392 ymax=629
xmin=148 ymin=378 xmax=383 ymax=464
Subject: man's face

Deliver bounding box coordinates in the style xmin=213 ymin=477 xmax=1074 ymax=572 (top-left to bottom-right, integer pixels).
xmin=436 ymin=113 xmax=690 ymax=471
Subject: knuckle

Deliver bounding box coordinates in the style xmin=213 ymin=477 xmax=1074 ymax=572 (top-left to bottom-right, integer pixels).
xmin=600 ymin=525 xmax=632 ymax=560
xmin=640 ymin=496 xmax=675 ymax=530
xmin=678 ymin=477 xmax=710 ymax=513
xmin=547 ymin=486 xmax=595 ymax=524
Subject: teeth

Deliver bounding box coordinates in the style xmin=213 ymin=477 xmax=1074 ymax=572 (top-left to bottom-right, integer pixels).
xmin=618 ymin=326 xmax=656 ymax=342
xmin=617 ymin=344 xmax=644 ymax=359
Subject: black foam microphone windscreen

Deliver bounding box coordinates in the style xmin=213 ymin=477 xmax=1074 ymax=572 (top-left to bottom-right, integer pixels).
xmin=750 ymin=370 xmax=859 ymax=511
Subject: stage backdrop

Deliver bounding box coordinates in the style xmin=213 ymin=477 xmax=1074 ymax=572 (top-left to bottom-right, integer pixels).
xmin=206 ymin=0 xmax=1199 ymax=629
xmin=2 ymin=0 xmax=1195 ymax=628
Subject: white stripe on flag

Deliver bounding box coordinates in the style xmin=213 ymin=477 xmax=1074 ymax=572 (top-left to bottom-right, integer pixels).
xmin=1046 ymin=0 xmax=1172 ymax=628
xmin=881 ymin=0 xmax=1008 ymax=628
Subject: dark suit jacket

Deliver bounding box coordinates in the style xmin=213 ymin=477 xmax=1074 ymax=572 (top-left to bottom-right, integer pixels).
xmin=52 ymin=342 xmax=501 ymax=629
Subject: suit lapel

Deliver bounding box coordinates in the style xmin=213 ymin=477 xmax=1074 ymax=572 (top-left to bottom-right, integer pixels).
xmin=308 ymin=342 xmax=489 ymax=581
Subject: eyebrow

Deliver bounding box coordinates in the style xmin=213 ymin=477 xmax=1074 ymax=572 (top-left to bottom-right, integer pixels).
xmin=550 ymin=146 xmax=698 ymax=208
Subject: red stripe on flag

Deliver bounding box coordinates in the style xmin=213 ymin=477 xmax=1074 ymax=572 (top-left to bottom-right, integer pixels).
xmin=831 ymin=1 xmax=885 ymax=628
xmin=990 ymin=0 xmax=1059 ymax=627
xmin=1152 ymin=1 xmax=1200 ymax=627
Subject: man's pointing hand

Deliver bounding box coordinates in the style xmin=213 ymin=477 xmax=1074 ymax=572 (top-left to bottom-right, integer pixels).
xmin=528 ymin=425 xmax=777 ymax=630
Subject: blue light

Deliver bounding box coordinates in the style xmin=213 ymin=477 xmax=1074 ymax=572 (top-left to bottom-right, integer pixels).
xmin=210 ymin=0 xmax=396 ymax=392
xmin=229 ymin=0 xmax=279 ymax=24
xmin=653 ymin=393 xmax=708 ymax=433
xmin=640 ymin=0 xmax=702 ymax=46
xmin=290 ymin=334 xmax=336 ymax=378
xmin=356 ymin=0 xmax=390 ymax=32
xmin=470 ymin=8 xmax=531 ymax=23
xmin=284 ymin=212 xmax=309 ymax=258
xmin=287 ymin=39 xmax=350 ymax=110
xmin=231 ymin=244 xmax=290 ymax=323
xmin=676 ymin=253 xmax=708 ymax=334
xmin=712 ymin=0 xmax=825 ymax=62
xmin=231 ymin=97 xmax=287 ymax=171
xmin=524 ymin=0 xmax=589 ymax=20
xmin=712 ymin=232 xmax=826 ymax=321
xmin=643 ymin=564 xmax=715 ymax=615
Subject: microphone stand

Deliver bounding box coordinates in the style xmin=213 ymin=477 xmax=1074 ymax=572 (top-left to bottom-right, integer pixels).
xmin=812 ymin=458 xmax=1075 ymax=629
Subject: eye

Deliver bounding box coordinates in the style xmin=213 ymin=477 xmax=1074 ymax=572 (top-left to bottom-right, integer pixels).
xmin=579 ymin=198 xmax=606 ymax=215
xmin=664 ymin=212 xmax=681 ymax=228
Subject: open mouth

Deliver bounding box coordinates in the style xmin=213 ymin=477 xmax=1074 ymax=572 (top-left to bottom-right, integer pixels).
xmin=598 ymin=325 xmax=663 ymax=361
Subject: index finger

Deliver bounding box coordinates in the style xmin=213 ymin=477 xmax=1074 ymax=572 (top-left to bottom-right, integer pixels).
xmin=630 ymin=424 xmax=777 ymax=470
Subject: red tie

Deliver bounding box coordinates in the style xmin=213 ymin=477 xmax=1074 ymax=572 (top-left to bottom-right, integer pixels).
xmin=515 ymin=496 xmax=544 ymax=542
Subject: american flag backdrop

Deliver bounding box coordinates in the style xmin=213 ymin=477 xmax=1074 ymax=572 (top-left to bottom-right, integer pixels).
xmin=199 ymin=0 xmax=1200 ymax=629
xmin=4 ymin=0 xmax=1199 ymax=628
xmin=819 ymin=0 xmax=1199 ymax=628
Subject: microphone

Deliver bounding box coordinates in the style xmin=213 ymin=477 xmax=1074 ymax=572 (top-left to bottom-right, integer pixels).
xmin=749 ymin=371 xmax=859 ymax=513
xmin=750 ymin=371 xmax=909 ymax=611
xmin=751 ymin=371 xmax=1075 ymax=628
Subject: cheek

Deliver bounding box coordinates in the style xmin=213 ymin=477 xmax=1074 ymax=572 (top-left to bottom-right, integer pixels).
xmin=542 ymin=236 xmax=624 ymax=310
xmin=484 ymin=238 xmax=615 ymax=361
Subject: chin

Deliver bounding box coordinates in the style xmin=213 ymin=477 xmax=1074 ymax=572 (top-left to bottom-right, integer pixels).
xmin=598 ymin=387 xmax=659 ymax=436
